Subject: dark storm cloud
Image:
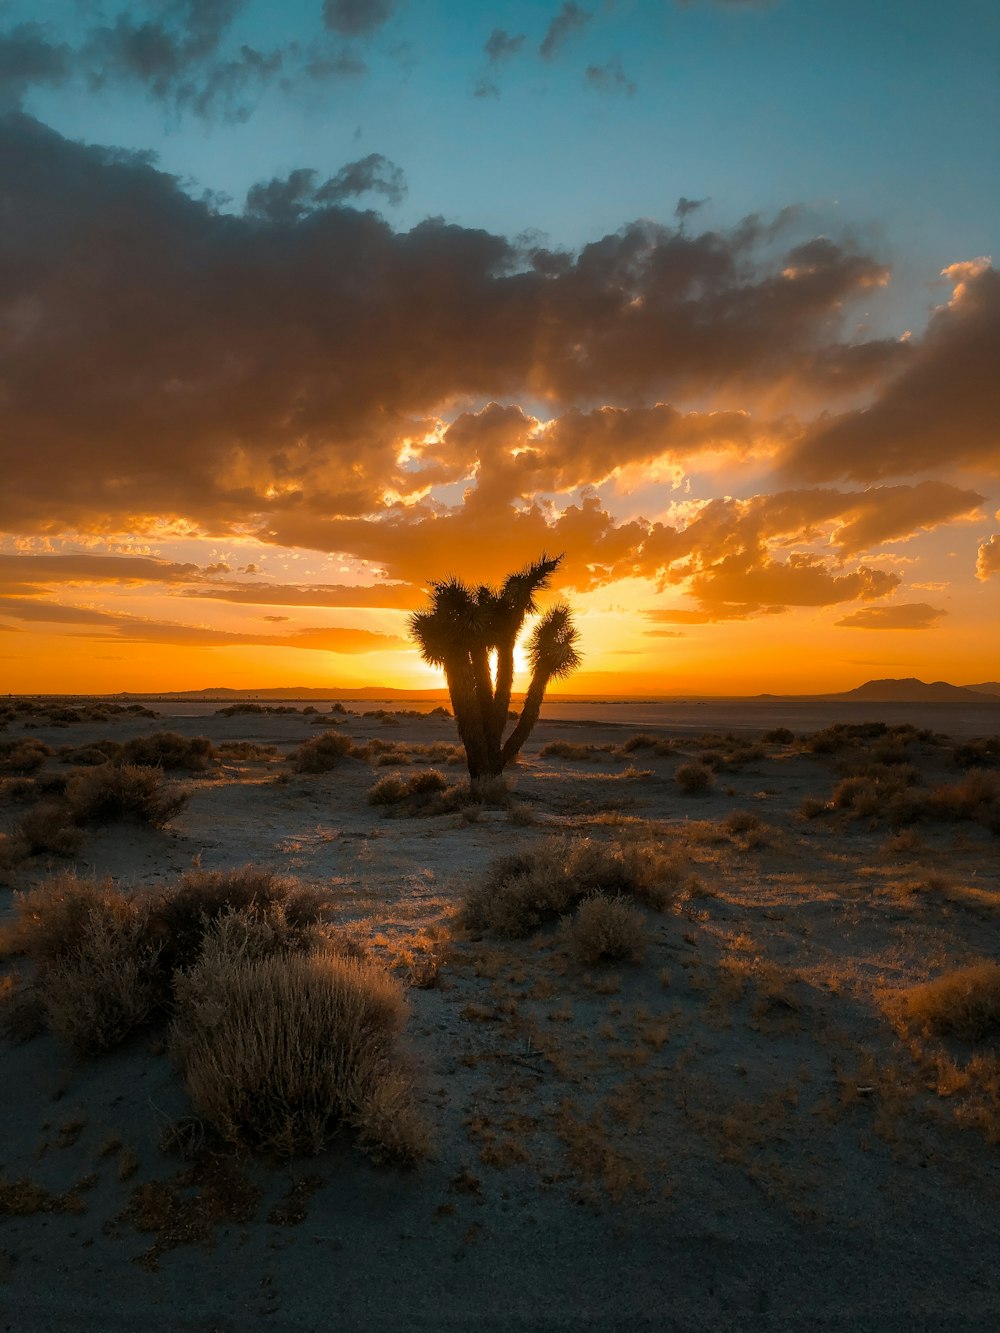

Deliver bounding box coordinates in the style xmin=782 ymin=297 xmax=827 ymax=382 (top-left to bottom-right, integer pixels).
xmin=584 ymin=57 xmax=636 ymax=96
xmin=323 ymin=0 xmax=398 ymax=37
xmin=540 ymin=3 xmax=592 ymax=60
xmin=0 ymin=114 xmax=934 ymax=553
xmin=484 ymin=29 xmax=525 ymax=62
xmin=783 ymin=261 xmax=1000 ymax=481
xmin=0 ymin=23 xmax=72 ymax=109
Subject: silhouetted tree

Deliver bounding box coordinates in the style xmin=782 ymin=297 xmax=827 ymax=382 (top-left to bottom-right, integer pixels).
xmin=410 ymin=554 xmax=580 ymax=780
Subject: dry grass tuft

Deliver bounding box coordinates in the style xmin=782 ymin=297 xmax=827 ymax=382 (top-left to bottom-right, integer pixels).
xmin=900 ymin=963 xmax=1000 ymax=1041
xmin=561 ymin=893 xmax=646 ymax=966
xmin=0 ymin=738 xmax=53 ymax=774
xmin=288 ymin=730 xmax=354 ymax=773
xmin=171 ymin=945 xmax=427 ymax=1162
xmin=15 ymin=802 xmax=84 ymax=858
xmin=65 ymin=764 xmax=188 ymax=827
xmin=122 ymin=732 xmax=218 ymax=771
xmin=146 ymin=865 xmax=330 ymax=977
xmin=675 ymin=762 xmax=715 ymax=795
xmin=461 ymin=836 xmax=679 ymax=938
xmin=12 ymin=874 xmax=160 ymax=1054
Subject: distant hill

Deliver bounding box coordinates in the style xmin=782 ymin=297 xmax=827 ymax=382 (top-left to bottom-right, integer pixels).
xmin=835 ymin=678 xmax=997 ymax=703
xmin=964 ymin=682 xmax=1000 ymax=698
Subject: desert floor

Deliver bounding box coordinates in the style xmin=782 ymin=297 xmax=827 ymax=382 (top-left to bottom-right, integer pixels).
xmin=2 ymin=700 xmax=999 ymax=1332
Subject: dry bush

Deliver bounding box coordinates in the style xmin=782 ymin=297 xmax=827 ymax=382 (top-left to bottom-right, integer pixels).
xmin=57 ymin=740 xmax=125 ymax=766
xmin=461 ymin=836 xmax=679 ymax=938
xmin=11 ymin=875 xmax=159 ymax=1054
xmin=288 ymin=730 xmax=354 ymax=773
xmin=621 ymin=733 xmax=658 ymax=752
xmin=923 ymin=772 xmax=1000 ymax=832
xmin=1 ymin=776 xmax=39 ymax=803
xmin=146 ymin=866 xmax=330 ymax=978
xmin=799 ymin=796 xmax=829 ymax=820
xmin=675 ymin=762 xmax=714 ymax=794
xmin=831 ymin=764 xmax=920 ymax=819
xmin=123 ymin=733 xmax=218 ymax=771
xmin=954 ymin=737 xmax=1000 ymax=769
xmin=15 ymin=802 xmax=84 ymax=858
xmin=0 ymin=738 xmax=53 ymax=774
xmin=763 ymin=727 xmax=794 ymax=745
xmin=65 ymin=764 xmax=188 ymax=827
xmin=42 ymin=913 xmax=161 ymax=1054
xmin=216 ymin=741 xmax=280 ymax=761
xmin=540 ymin=741 xmax=613 ymax=761
xmin=562 ymin=893 xmax=646 ymax=966
xmin=171 ymin=946 xmax=426 ymax=1161
xmin=0 ymin=830 xmax=29 ymax=869
xmin=723 ymin=810 xmax=762 ymax=835
xmin=368 ymin=769 xmax=482 ymax=816
xmin=901 ymin=963 xmax=1000 ymax=1041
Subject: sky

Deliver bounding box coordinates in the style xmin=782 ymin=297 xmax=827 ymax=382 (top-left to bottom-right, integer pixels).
xmin=0 ymin=0 xmax=998 ymax=696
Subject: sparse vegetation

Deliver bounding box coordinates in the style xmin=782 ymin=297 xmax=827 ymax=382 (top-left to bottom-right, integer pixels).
xmin=675 ymin=762 xmax=714 ymax=794
xmin=64 ymin=764 xmax=188 ymax=826
xmin=900 ymin=963 xmax=1000 ymax=1041
xmin=121 ymin=732 xmax=218 ymax=771
xmin=288 ymin=730 xmax=354 ymax=773
xmin=562 ymin=893 xmax=646 ymax=965
xmin=171 ymin=945 xmax=427 ymax=1162
xmin=461 ymin=837 xmax=678 ymax=937
xmin=0 ymin=738 xmax=53 ymax=774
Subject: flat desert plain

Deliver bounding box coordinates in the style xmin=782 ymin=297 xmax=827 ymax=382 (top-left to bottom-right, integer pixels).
xmin=1 ymin=698 xmax=999 ymax=1331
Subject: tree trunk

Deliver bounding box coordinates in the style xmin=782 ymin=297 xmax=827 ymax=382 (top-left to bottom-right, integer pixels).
xmin=500 ymin=671 xmax=548 ymax=769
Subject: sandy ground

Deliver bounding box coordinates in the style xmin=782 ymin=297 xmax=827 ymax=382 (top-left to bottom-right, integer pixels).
xmin=2 ymin=701 xmax=999 ymax=1331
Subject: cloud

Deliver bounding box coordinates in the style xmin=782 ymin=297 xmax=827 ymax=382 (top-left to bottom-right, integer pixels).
xmin=323 ymin=1 xmax=397 ymax=37
xmin=834 ymin=603 xmax=948 ymax=630
xmin=245 ymin=155 xmax=406 ymax=222
xmin=0 ymin=23 xmax=72 ymax=110
xmin=181 ymin=581 xmax=422 ymax=608
xmin=977 ymin=534 xmax=1000 ymax=581
xmin=0 ymin=596 xmax=403 ymax=652
xmin=2 ymin=115 xmax=910 ymax=544
xmin=484 ymin=29 xmax=525 ymax=62
xmin=783 ymin=260 xmax=1000 ymax=481
xmin=540 ymin=4 xmax=592 ymax=59
xmin=584 ymin=57 xmax=636 ymax=96
xmin=0 ymin=553 xmax=204 ymax=587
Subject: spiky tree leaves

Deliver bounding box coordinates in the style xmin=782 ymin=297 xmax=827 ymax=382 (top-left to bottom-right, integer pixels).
xmin=409 ymin=555 xmax=579 ymax=779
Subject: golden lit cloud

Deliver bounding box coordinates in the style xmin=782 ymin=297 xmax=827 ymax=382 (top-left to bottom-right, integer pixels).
xmin=834 ymin=603 xmax=947 ymax=630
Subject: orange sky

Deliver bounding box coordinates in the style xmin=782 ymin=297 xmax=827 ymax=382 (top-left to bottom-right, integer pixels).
xmin=2 ymin=124 xmax=998 ymax=695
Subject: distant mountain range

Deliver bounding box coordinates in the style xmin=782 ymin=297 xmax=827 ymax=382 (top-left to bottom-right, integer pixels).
xmin=832 ymin=678 xmax=1000 ymax=702
xmin=101 ymin=678 xmax=1000 ymax=703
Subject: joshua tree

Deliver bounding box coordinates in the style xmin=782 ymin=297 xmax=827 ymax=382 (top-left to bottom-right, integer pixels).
xmin=410 ymin=554 xmax=580 ymax=780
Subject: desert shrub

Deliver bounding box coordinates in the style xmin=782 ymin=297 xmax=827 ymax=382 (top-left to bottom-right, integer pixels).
xmin=58 ymin=740 xmax=125 ymax=766
xmin=724 ymin=810 xmax=762 ymax=835
xmin=561 ymin=893 xmax=646 ymax=965
xmin=725 ymin=743 xmax=766 ymax=767
xmin=763 ymin=727 xmax=795 ymax=745
xmin=954 ymin=737 xmax=1000 ymax=769
xmin=675 ymin=762 xmax=714 ymax=795
xmin=428 ymin=705 xmax=451 ymax=718
xmin=799 ymin=796 xmax=829 ymax=819
xmin=15 ymin=802 xmax=84 ymax=858
xmin=621 ymin=733 xmax=658 ymax=752
xmin=901 ymin=963 xmax=1000 ymax=1041
xmin=65 ymin=764 xmax=189 ymax=827
xmin=540 ymin=741 xmax=613 ymax=761
xmin=367 ymin=769 xmax=481 ymax=816
xmin=11 ymin=875 xmax=159 ymax=1053
xmin=146 ymin=866 xmax=329 ymax=978
xmin=0 ymin=739 xmax=53 ymax=774
xmin=216 ymin=741 xmax=280 ymax=761
xmin=122 ymin=732 xmax=218 ymax=771
xmin=461 ymin=837 xmax=678 ymax=938
xmin=923 ymin=772 xmax=1000 ymax=832
xmin=0 ymin=830 xmax=28 ymax=869
xmin=170 ymin=946 xmax=426 ymax=1161
xmin=288 ymin=730 xmax=354 ymax=773
xmin=831 ymin=764 xmax=921 ymax=819
xmin=1 ymin=776 xmax=38 ymax=803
